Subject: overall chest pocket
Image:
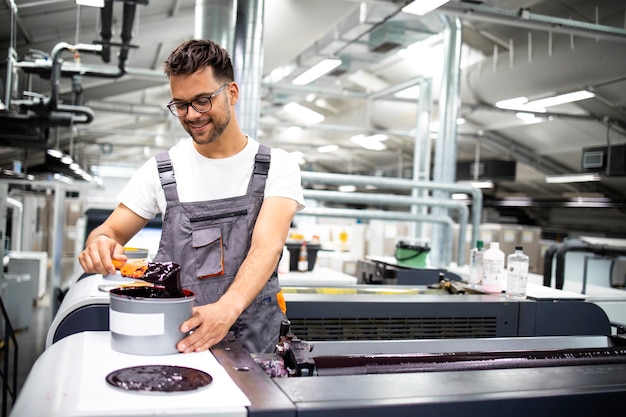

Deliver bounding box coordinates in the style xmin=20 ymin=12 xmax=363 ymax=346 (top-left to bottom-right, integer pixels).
xmin=191 ymin=226 xmax=224 ymax=278
xmin=190 ymin=209 xmax=248 ymax=279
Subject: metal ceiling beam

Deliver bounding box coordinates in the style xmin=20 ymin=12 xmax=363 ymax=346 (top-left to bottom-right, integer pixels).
xmin=439 ymin=2 xmax=626 ymax=43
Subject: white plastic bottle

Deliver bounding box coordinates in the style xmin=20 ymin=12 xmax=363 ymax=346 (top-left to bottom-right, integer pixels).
xmin=506 ymin=246 xmax=530 ymax=299
xmin=482 ymin=242 xmax=505 ymax=294
xmin=468 ymin=240 xmax=485 ymax=288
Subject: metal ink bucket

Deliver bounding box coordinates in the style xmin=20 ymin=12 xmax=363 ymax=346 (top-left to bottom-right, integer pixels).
xmin=109 ymin=286 xmax=195 ymax=355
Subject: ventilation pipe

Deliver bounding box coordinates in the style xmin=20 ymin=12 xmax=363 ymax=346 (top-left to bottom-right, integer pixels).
xmin=411 ymin=77 xmax=433 ymax=240
xmin=299 ymin=207 xmax=457 ymax=256
xmin=118 ymin=1 xmax=138 ymax=72
xmin=195 ymin=0 xmax=236 ymax=52
xmin=302 ymin=189 xmax=470 ymax=266
xmin=300 ymin=171 xmax=483 ymax=266
xmin=49 ymin=42 xmax=101 ymax=122
xmin=233 ymin=0 xmax=264 ymax=138
xmin=430 ymin=15 xmax=463 ymax=267
xmin=545 ymin=238 xmax=626 ymax=290
xmin=456 ymin=4 xmax=626 ymax=105
xmin=100 ymin=0 xmax=114 ymax=63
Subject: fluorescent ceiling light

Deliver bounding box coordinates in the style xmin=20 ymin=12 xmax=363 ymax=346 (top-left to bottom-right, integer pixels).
xmin=528 ymin=90 xmax=595 ymax=109
xmin=402 ymin=0 xmax=450 ymax=16
xmin=318 ymin=144 xmax=339 ymax=153
xmin=452 ymin=193 xmax=470 ymax=200
xmin=564 ymin=197 xmax=611 ymax=208
xmin=496 ymin=90 xmax=595 ymax=112
xmin=75 ymin=0 xmax=105 ymax=7
xmin=338 ymin=185 xmax=357 ymax=193
xmin=351 ymin=134 xmax=388 ymax=151
xmin=47 ymin=148 xmax=64 ymax=158
xmin=292 ymin=59 xmax=341 ymax=85
xmin=283 ymin=102 xmax=325 ymax=124
xmin=515 ymin=112 xmax=545 ymax=124
xmin=495 ymin=96 xmax=532 ymax=111
xmin=470 ymin=180 xmax=494 ymax=189
xmin=545 ymin=173 xmax=601 ymax=183
xmin=515 ymin=112 xmax=539 ymax=121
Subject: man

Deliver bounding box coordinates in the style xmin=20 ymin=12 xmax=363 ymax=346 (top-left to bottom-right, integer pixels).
xmin=79 ymin=39 xmax=304 ymax=354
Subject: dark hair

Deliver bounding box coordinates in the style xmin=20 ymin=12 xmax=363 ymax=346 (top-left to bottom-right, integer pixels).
xmin=163 ymin=39 xmax=234 ymax=82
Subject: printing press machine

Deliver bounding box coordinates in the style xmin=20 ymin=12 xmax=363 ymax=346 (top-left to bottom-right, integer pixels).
xmin=14 ymin=328 xmax=626 ymax=416
xmin=19 ymin=268 xmax=625 ymax=416
xmin=47 ymin=268 xmax=613 ymax=348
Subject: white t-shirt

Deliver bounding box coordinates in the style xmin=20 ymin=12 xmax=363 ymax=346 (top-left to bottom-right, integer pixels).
xmin=118 ymin=137 xmax=305 ymax=220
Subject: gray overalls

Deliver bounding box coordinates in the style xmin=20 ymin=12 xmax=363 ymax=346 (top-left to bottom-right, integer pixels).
xmin=152 ymin=144 xmax=286 ymax=353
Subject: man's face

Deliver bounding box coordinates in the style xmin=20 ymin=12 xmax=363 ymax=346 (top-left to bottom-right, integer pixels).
xmin=169 ymin=67 xmax=232 ymax=146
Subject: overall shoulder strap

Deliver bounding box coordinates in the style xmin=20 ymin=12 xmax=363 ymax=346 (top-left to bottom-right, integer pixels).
xmin=251 ymin=144 xmax=271 ymax=196
xmin=155 ymin=151 xmax=180 ymax=203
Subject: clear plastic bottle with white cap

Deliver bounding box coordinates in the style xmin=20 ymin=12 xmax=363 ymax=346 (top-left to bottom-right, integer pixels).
xmin=468 ymin=240 xmax=485 ymax=288
xmin=506 ymin=246 xmax=530 ymax=299
xmin=482 ymin=242 xmax=505 ymax=294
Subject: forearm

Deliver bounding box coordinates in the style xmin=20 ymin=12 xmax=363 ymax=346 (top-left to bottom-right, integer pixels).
xmin=218 ymin=242 xmax=283 ymax=318
xmin=85 ymin=204 xmax=149 ymax=247
xmin=216 ymin=197 xmax=296 ymax=317
xmin=85 ymin=224 xmax=121 ymax=247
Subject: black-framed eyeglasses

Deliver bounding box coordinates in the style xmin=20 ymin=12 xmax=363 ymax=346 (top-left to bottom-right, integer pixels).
xmin=166 ymin=83 xmax=230 ymax=117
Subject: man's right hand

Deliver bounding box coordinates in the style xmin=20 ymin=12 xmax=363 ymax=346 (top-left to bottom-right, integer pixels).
xmin=78 ymin=234 xmax=127 ymax=275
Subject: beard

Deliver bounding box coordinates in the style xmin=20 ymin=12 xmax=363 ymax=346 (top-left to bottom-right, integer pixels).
xmin=183 ymin=100 xmax=231 ymax=145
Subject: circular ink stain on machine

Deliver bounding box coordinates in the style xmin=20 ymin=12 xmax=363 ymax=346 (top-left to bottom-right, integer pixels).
xmin=106 ymin=365 xmax=212 ymax=393
xmin=109 ymin=283 xmax=195 ymax=355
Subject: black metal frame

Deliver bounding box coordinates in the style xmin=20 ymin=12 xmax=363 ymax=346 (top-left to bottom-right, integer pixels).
xmin=0 ymin=297 xmax=18 ymax=417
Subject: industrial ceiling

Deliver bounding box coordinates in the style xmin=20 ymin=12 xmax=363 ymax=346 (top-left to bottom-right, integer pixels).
xmin=1 ymin=0 xmax=626 ymax=238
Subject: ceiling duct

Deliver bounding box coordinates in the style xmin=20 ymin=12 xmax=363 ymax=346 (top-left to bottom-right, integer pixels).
xmin=463 ymin=35 xmax=626 ymax=104
xmin=195 ymin=0 xmax=236 ymax=52
xmin=234 ymin=0 xmax=264 ymax=138
xmin=368 ymin=24 xmax=405 ymax=53
xmin=442 ymin=2 xmax=626 ymax=104
xmin=440 ymin=2 xmax=626 ymax=44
